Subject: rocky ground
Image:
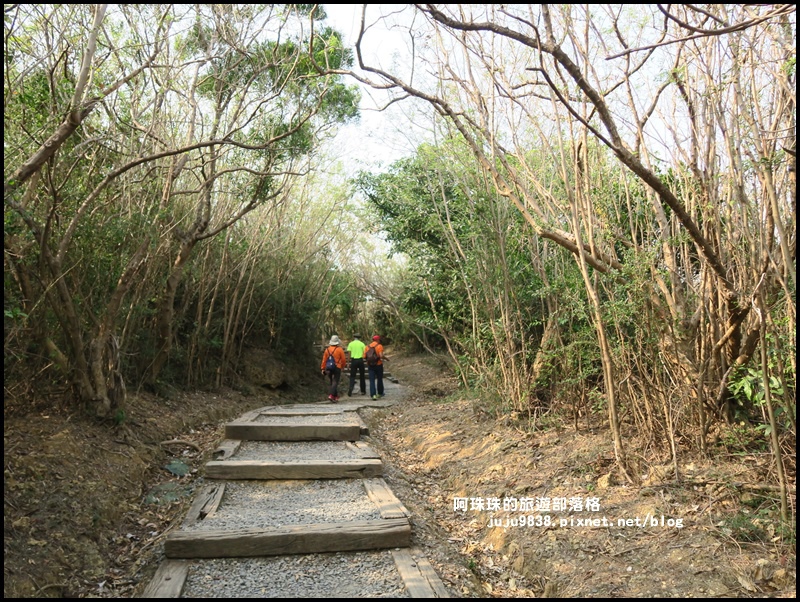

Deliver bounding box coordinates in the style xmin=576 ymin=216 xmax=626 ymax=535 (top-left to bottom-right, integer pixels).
xmin=3 ymin=349 xmax=796 ymax=598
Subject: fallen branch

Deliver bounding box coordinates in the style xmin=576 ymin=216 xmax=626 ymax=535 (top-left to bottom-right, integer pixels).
xmin=159 ymin=439 xmax=201 ymax=452
xmin=644 ymin=480 xmax=795 ymax=494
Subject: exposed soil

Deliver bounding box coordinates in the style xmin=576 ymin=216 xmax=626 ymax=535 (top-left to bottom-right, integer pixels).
xmin=3 ymin=350 xmax=796 ymax=598
xmin=4 ymin=349 xmax=317 ymax=598
xmin=369 ymin=357 xmax=797 ymax=598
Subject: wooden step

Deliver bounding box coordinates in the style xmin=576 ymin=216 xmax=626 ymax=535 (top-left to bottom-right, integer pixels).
xmin=164 ymin=518 xmax=411 ymax=558
xmin=140 ymin=560 xmax=189 ymax=598
xmin=364 ymin=478 xmax=411 ymax=519
xmin=141 ymin=550 xmax=448 ymax=599
xmin=393 ymin=548 xmax=451 ymax=598
xmin=224 ymin=421 xmax=362 ymax=441
xmin=204 ymin=459 xmax=383 ymax=480
xmin=141 ymin=399 xmax=451 ymax=598
xmin=346 ymin=441 xmax=381 ymax=459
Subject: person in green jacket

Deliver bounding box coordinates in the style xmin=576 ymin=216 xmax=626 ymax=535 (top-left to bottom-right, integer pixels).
xmin=346 ymin=334 xmax=367 ymax=396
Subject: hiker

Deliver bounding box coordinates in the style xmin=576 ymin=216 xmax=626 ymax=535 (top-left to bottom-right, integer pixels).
xmin=365 ymin=334 xmax=388 ymax=400
xmin=346 ymin=334 xmax=367 ymax=396
xmin=320 ymin=335 xmax=347 ymax=402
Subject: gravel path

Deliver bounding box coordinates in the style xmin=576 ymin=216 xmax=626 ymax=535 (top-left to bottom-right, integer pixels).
xmin=183 ymin=479 xmax=382 ymax=532
xmin=232 ymin=440 xmax=365 ymax=461
xmin=182 ymin=550 xmax=410 ymax=598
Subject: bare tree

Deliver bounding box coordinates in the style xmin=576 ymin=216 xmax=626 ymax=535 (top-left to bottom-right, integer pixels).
xmin=332 ymin=4 xmax=795 ymax=472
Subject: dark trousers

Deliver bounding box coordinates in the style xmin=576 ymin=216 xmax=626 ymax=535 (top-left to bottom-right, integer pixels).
xmin=326 ymin=368 xmax=342 ymax=397
xmin=368 ymin=364 xmax=384 ymax=398
xmin=349 ymin=358 xmax=366 ymax=395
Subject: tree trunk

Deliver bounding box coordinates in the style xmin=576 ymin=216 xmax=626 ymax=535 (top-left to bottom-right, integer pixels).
xmin=151 ymin=237 xmax=197 ymax=382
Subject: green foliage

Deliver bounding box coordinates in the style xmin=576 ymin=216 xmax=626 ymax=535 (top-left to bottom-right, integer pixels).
xmin=4 ymin=70 xmax=55 ymax=136
xmin=3 ymin=4 xmax=364 ymax=405
xmin=781 ymin=56 xmax=796 ymax=78
xmin=4 ymin=307 xmax=28 ymax=322
xmin=728 ymin=334 xmax=795 ymax=431
xmin=357 ymin=137 xmax=602 ymax=415
xmin=113 ymin=409 xmax=126 ymax=425
xmin=192 ymin=22 xmax=359 ymax=157
xmin=717 ymin=422 xmax=771 ymax=454
xmin=719 ymin=503 xmax=791 ymax=545
xmin=729 ymin=366 xmax=783 ymax=409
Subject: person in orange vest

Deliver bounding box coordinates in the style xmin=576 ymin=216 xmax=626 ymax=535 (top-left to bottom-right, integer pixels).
xmin=364 ymin=334 xmax=388 ymax=400
xmin=320 ymin=335 xmax=347 ymax=402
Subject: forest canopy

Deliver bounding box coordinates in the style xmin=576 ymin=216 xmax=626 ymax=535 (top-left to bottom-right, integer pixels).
xmin=4 ymin=5 xmax=795 ymax=519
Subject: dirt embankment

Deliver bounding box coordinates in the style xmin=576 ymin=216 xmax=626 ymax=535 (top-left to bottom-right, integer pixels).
xmin=363 ymin=354 xmax=796 ymax=598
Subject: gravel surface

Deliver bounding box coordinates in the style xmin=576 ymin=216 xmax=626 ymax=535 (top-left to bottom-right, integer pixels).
xmin=253 ymin=413 xmax=359 ymax=424
xmin=181 ymin=550 xmax=410 ymax=598
xmin=232 ymin=441 xmax=364 ymax=461
xmin=258 ymin=407 xmax=347 ymax=414
xmin=183 ymin=479 xmax=382 ymax=531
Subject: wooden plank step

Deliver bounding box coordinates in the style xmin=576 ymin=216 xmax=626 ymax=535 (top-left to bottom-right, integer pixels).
xmin=356 ymin=414 xmax=370 ymax=437
xmin=392 ymin=548 xmax=451 ymax=598
xmin=164 ymin=518 xmax=411 ymax=558
xmin=224 ymin=422 xmax=362 ymax=442
xmin=346 ymin=441 xmax=381 ymax=459
xmin=363 ymin=478 xmax=411 ymax=519
xmin=204 ymin=459 xmax=383 ymax=480
xmin=139 ymin=559 xmax=189 ymax=598
xmin=238 ymin=408 xmax=264 ymax=422
xmin=212 ymin=439 xmax=242 ymax=460
xmin=182 ymin=484 xmax=226 ymax=527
